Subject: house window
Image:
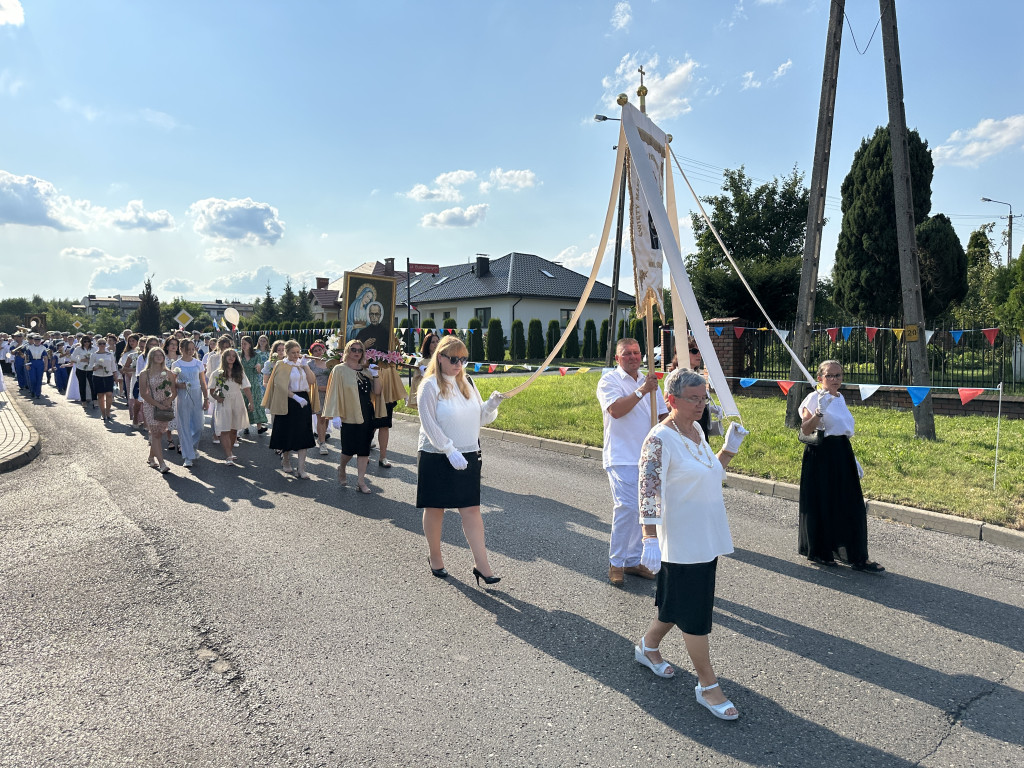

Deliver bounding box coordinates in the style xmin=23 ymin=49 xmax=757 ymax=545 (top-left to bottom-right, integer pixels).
xmin=411 ymin=313 xmax=420 ymax=327
xmin=560 ymin=309 xmax=573 ymax=328
xmin=443 ymin=311 xmax=451 ymax=321
xmin=475 ymin=308 xmax=491 ymax=325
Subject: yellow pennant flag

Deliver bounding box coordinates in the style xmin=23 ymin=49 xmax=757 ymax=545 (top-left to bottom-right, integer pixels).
xmin=503 ymin=364 xmax=513 ymax=372
xmin=577 ymin=367 xmax=591 ymax=374
xmin=893 ymin=328 xmax=904 ymax=341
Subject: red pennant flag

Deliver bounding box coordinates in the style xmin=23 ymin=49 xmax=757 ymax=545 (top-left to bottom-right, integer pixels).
xmin=959 ymin=388 xmax=984 ymax=405
xmin=488 ymin=364 xmax=497 ymax=373
xmin=982 ymin=328 xmax=999 ymax=346
xmin=733 ymin=327 xmax=744 ymax=338
xmin=826 ymin=327 xmax=839 ymax=343
xmin=654 ymin=371 xmax=664 ymax=379
xmin=866 ymin=326 xmax=878 ymax=342
xmin=559 ymin=367 xmax=567 ymax=376
xmin=777 ymin=380 xmax=794 ymax=395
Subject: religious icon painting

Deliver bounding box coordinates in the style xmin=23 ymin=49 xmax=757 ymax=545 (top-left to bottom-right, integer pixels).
xmin=342 ymin=272 xmax=398 ymax=353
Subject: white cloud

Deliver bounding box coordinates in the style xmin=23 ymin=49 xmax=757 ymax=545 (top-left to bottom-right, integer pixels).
xmin=0 ymin=69 xmax=25 ymax=96
xmin=0 ymin=171 xmax=88 ymax=230
xmin=602 ymin=53 xmax=698 ymax=122
xmin=556 ymin=245 xmax=598 ymax=272
xmin=0 ymin=0 xmax=25 ymax=26
xmin=55 ymin=96 xmax=102 ymax=122
xmin=160 ymin=278 xmax=197 ymax=295
xmin=479 ymin=168 xmax=537 ymax=194
xmin=140 ymin=108 xmax=178 ymax=131
xmin=105 ymin=199 xmax=175 ymax=231
xmin=61 ymin=246 xmax=108 ymax=260
xmin=740 ymin=71 xmax=762 ymax=90
xmin=420 ymin=204 xmax=488 ymax=228
xmin=55 ymin=97 xmax=181 ymax=131
xmin=755 ymin=0 xmax=784 ymax=5
xmin=204 ymin=246 xmax=234 ymax=263
xmin=933 ymin=115 xmax=1024 ymax=168
xmin=88 ymin=255 xmax=149 ymax=294
xmin=406 ymin=170 xmax=477 ymax=202
xmin=769 ymin=59 xmax=792 ymax=81
xmin=722 ymin=1 xmax=746 ymax=30
xmin=611 ymin=2 xmax=632 ymax=31
xmin=320 ymin=232 xmax=329 ymax=239
xmin=188 ymin=197 xmax=284 ymax=245
xmin=206 ymin=265 xmax=296 ymax=299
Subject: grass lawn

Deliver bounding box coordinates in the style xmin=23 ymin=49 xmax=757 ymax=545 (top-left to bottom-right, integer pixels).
xmin=401 ymin=372 xmax=1023 ymax=528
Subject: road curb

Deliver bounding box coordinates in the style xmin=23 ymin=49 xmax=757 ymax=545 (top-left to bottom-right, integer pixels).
xmin=395 ymin=410 xmax=1024 ymax=553
xmin=0 ymin=390 xmax=42 ymax=474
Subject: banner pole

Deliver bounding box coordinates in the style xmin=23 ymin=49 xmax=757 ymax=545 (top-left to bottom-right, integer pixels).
xmin=993 ymin=381 xmax=1003 ymax=491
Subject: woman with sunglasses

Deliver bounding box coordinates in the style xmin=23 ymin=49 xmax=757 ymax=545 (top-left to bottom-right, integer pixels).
xmin=798 ymin=360 xmax=883 ymax=572
xmin=416 ymin=335 xmax=504 ymax=586
xmin=322 ymin=339 xmax=382 ymax=492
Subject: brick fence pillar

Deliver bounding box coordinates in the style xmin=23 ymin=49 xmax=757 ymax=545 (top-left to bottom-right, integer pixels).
xmin=706 ymin=317 xmax=746 ymax=390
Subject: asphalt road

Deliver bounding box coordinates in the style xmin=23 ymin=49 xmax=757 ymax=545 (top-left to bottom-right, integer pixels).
xmin=2 ymin=392 xmax=1023 ymax=767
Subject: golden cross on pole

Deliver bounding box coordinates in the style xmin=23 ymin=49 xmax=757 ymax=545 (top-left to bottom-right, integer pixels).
xmin=637 ymin=65 xmax=648 ymax=113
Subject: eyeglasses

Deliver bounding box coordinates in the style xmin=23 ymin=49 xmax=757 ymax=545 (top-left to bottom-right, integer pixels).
xmin=823 ymin=373 xmax=842 ymax=380
xmin=688 ymin=348 xmax=700 ymax=355
xmin=443 ymin=355 xmax=469 ymax=365
xmin=679 ymin=395 xmax=710 ymax=405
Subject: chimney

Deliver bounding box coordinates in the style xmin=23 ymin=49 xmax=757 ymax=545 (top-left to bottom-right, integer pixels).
xmin=476 ymin=255 xmax=490 ymax=277
xmin=316 ymin=277 xmax=329 ymax=290
xmin=384 ymin=257 xmax=395 ymax=275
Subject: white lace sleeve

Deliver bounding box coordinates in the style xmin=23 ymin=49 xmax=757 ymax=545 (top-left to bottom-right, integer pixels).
xmin=417 ymin=378 xmax=455 ymax=454
xmin=638 ymin=433 xmax=664 ymax=525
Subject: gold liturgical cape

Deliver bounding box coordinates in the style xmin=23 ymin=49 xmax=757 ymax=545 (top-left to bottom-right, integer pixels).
xmin=321 ymin=363 xmax=392 ymax=423
xmin=261 ymin=360 xmax=322 ymax=416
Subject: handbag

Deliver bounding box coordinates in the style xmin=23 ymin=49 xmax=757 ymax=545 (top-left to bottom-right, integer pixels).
xmin=154 ymin=407 xmax=175 ymax=422
xmin=798 ymin=427 xmax=824 ymax=446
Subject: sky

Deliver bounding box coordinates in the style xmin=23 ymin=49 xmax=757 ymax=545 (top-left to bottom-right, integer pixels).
xmin=1 ymin=0 xmax=1023 ymax=307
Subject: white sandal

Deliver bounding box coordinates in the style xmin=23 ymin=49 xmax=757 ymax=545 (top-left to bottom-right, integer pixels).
xmin=634 ymin=636 xmax=675 ymax=678
xmin=695 ymin=682 xmax=738 ymax=720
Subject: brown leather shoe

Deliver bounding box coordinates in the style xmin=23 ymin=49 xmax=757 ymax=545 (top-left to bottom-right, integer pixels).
xmin=623 ymin=564 xmax=657 ymax=580
xmin=608 ymin=565 xmax=624 ymax=587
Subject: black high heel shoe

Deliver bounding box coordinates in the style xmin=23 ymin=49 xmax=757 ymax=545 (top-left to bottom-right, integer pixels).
xmin=428 ymin=556 xmax=449 ymax=579
xmin=472 ymin=568 xmax=500 ymax=586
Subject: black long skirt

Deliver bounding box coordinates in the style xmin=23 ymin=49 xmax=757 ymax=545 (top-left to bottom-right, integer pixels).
xmin=798 ymin=435 xmax=869 ymax=564
xmin=416 ymin=450 xmax=482 ymax=509
xmin=269 ymin=391 xmax=316 ymax=452
xmin=655 ymin=558 xmax=718 ymax=635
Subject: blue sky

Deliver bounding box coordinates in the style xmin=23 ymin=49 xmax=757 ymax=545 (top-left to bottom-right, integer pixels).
xmin=1 ymin=0 xmax=1022 ymax=307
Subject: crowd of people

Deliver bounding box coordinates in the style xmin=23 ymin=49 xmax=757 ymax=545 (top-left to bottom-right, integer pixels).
xmin=2 ymin=326 xmax=884 ymax=724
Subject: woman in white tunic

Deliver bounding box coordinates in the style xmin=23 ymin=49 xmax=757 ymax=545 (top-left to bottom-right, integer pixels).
xmin=211 ymin=348 xmax=253 ymax=467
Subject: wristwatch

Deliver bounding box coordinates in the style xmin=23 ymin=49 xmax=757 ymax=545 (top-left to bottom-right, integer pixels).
xmin=635 ymin=389 xmax=644 ymax=399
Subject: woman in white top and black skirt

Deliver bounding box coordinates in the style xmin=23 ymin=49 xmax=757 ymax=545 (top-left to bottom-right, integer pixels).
xmin=89 ymin=338 xmax=118 ymax=422
xmin=262 ymin=340 xmax=319 ymax=478
xmin=799 ymin=360 xmax=883 ymax=573
xmin=71 ymin=336 xmax=95 ymax=408
xmin=417 ymin=335 xmax=504 ymax=586
xmin=635 ymin=368 xmax=749 ymax=721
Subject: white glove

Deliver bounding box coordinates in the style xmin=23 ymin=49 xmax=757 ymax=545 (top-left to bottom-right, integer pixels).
xmin=291 ymin=395 xmax=308 ymax=408
xmin=367 ymin=363 xmax=379 ymax=378
xmin=723 ymin=422 xmax=749 ymax=453
xmin=709 ymin=403 xmax=724 ymax=419
xmin=483 ymin=390 xmax=503 ymax=414
xmin=640 ymin=537 xmax=661 ymax=574
xmin=816 ymin=392 xmax=835 ymax=414
xmin=445 ymin=448 xmax=468 ymax=471
xmin=855 ymin=458 xmax=864 ymax=479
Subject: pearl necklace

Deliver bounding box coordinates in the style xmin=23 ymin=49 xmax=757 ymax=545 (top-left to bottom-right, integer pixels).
xmin=667 ymin=418 xmax=716 ymax=469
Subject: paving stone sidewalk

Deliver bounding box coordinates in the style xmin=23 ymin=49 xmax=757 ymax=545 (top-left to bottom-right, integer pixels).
xmin=0 ymin=380 xmax=41 ymax=473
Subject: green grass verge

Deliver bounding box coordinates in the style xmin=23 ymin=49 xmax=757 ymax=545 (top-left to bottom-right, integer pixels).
xmin=399 ymin=373 xmax=1023 ymax=528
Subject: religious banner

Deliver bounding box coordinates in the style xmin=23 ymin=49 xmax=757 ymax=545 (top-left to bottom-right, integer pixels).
xmin=342 ymin=272 xmax=398 ymax=353
xmin=624 ymin=110 xmax=666 ymax=322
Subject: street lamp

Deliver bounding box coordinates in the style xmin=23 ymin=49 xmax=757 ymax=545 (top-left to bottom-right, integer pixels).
xmin=981 ymin=197 xmax=1014 ymax=266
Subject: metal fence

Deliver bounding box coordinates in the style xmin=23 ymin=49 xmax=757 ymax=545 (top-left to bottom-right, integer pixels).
xmin=741 ymin=320 xmax=1023 ymax=395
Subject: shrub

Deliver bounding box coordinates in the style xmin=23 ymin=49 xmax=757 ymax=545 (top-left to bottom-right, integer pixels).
xmin=546 ymin=320 xmax=561 ymax=356
xmin=582 ymin=319 xmax=598 ymax=358
xmin=599 ymin=319 xmax=609 ymax=359
xmin=486 ymin=318 xmax=505 ymax=361
xmin=527 ymin=319 xmax=545 ymax=359
xmin=509 ymin=319 xmax=526 ymax=360
xmin=467 ymin=317 xmax=484 ymax=361
xmin=563 ymin=321 xmax=581 ymax=359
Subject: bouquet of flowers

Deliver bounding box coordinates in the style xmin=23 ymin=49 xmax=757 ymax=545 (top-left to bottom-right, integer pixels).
xmin=211 ymin=371 xmax=228 ymax=402
xmin=155 ymin=372 xmax=174 ymax=399
xmin=364 ymin=349 xmax=403 ymax=367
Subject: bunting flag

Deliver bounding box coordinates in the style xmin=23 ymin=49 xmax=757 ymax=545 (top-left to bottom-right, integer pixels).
xmin=950 ymin=330 xmax=963 ymax=345
xmin=488 ymin=364 xmax=497 ymax=373
xmin=777 ymin=380 xmax=794 ymax=395
xmin=859 ymin=384 xmax=881 ymax=401
xmin=739 ymin=378 xmax=757 ymax=387
xmin=841 ymin=326 xmax=853 ymax=341
xmin=524 ymin=365 xmax=532 ymax=371
xmin=473 ymin=363 xmax=482 ymax=372
xmin=578 ymin=367 xmax=591 ymax=373
xmin=559 ymin=367 xmax=567 ymax=376
xmin=734 ymin=327 xmax=744 ymax=339
xmin=925 ymin=330 xmax=935 ymax=344
xmin=714 ymin=326 xmax=724 ymax=337
xmin=778 ymin=330 xmax=790 ymax=342
xmin=959 ymin=388 xmax=984 ymax=405
xmin=893 ymin=328 xmax=904 ymax=341
xmin=866 ymin=326 xmax=878 ymax=342
xmin=907 ymin=386 xmax=930 ymax=406
xmin=503 ymin=364 xmax=512 ymax=372
xmin=826 ymin=327 xmax=839 ymax=342
xmin=468 ymin=328 xmax=475 ymax=334
xmin=982 ymin=328 xmax=999 ymax=346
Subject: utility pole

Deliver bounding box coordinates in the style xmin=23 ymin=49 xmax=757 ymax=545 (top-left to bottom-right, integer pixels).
xmin=880 ymin=0 xmax=935 ymax=439
xmin=786 ymin=0 xmax=845 ymax=428
xmin=604 ymin=93 xmax=629 ymax=367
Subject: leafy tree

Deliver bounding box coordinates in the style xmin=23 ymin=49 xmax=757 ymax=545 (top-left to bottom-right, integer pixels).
xmin=466 ymin=317 xmax=484 ymax=361
xmin=486 ymin=318 xmax=505 ymax=361
xmin=617 ymin=319 xmax=626 ymax=341
xmin=527 ymin=319 xmax=545 ymax=359
xmin=599 ymin=319 xmax=609 ymax=359
xmin=42 ymin=305 xmax=86 ymax=334
xmin=137 ymin=278 xmax=161 ymax=334
xmin=629 ymin=317 xmax=645 ymax=352
xmin=687 ymin=166 xmax=808 ymax=322
xmin=953 ymin=223 xmax=1000 ymax=325
xmin=257 ymin=283 xmax=277 ymax=324
xmin=582 ymin=319 xmax=598 ymax=358
xmin=295 ymin=284 xmax=313 ymax=323
xmin=278 ymin=279 xmax=298 ymax=322
xmin=421 ymin=317 xmax=436 ymax=330
xmin=914 ymin=213 xmax=967 ymax=319
xmin=546 ymin=320 xmax=561 ymax=355
xmin=509 ymin=319 xmax=526 ymax=360
xmin=832 ymin=126 xmax=933 ymax=317
xmin=161 ymin=298 xmax=209 ymax=333
xmin=92 ymin=307 xmax=126 ymax=336
xmin=993 ymin=256 xmax=1024 ymax=330
xmin=563 ymin=321 xmax=580 ymax=359
xmin=443 ymin=317 xmax=458 ymax=331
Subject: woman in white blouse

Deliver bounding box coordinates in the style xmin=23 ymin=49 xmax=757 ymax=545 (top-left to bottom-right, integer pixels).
xmin=634 ymin=368 xmax=748 ymax=721
xmin=416 ymin=335 xmax=503 ymax=586
xmin=262 ymin=340 xmax=319 ymax=478
xmin=799 ymin=360 xmax=883 ymax=573
xmin=88 ymin=338 xmax=118 ymax=422
xmin=70 ymin=336 xmax=95 ymax=408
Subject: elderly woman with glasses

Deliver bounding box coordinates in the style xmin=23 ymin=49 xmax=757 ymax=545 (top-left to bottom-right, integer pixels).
xmin=322 ymin=339 xmax=383 ymax=493
xmin=416 ymin=335 xmax=504 ymax=586
xmin=633 ymin=368 xmax=748 ymax=721
xmin=798 ymin=360 xmax=883 ymax=573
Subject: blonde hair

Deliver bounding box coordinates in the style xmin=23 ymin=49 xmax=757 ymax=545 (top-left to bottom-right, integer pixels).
xmin=424 ymin=335 xmax=472 ymax=399
xmin=343 ymin=339 xmax=365 ymax=365
xmin=284 ymin=339 xmax=302 ymax=354
xmin=816 ymin=359 xmax=843 ymax=380
xmin=142 ymin=347 xmax=169 ymax=375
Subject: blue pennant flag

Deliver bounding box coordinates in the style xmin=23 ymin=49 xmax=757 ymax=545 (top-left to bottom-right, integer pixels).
xmin=714 ymin=326 xmax=724 ymax=336
xmin=907 ymin=386 xmax=930 ymax=406
xmin=842 ymin=326 xmax=853 ymax=341
xmin=950 ymin=330 xmax=964 ymax=344
xmin=474 ymin=363 xmax=481 ymax=372
xmin=739 ymin=378 xmax=757 ymax=388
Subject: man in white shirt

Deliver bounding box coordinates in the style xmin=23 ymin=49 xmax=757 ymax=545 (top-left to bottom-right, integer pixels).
xmin=596 ymin=337 xmax=669 ymax=586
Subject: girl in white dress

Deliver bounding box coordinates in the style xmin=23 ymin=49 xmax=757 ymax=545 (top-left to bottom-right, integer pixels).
xmin=211 ymin=348 xmax=253 ymax=466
